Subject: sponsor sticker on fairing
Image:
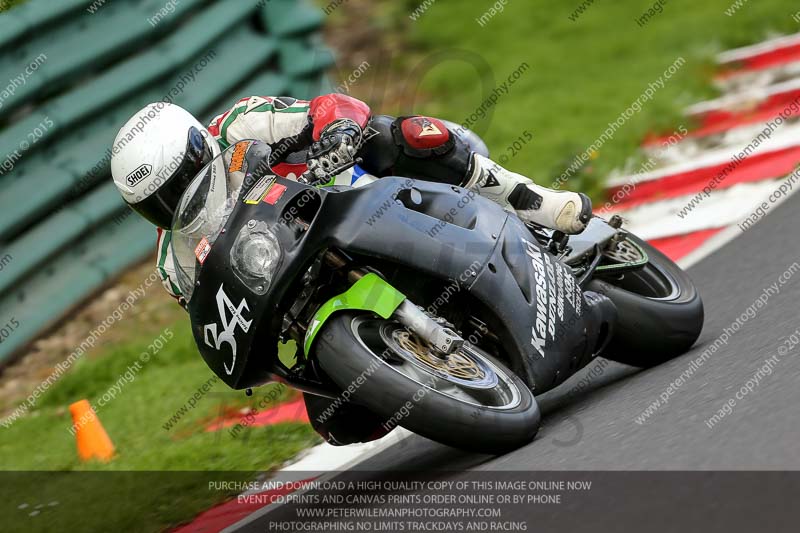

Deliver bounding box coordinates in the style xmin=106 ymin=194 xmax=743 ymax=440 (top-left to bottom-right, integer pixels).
xmin=263 ymin=183 xmax=287 ymax=205
xmin=524 ymin=239 xmax=549 ymax=358
xmin=229 ymin=141 xmax=251 ymax=173
xmin=194 ymin=236 xmax=212 ymax=264
xmin=243 ymin=176 xmax=275 ymax=204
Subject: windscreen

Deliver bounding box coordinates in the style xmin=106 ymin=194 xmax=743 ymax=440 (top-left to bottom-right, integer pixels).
xmin=170 ymin=142 xmax=260 ymax=301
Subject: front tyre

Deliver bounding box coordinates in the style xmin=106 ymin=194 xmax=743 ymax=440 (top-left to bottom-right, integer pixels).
xmin=314 ymin=312 xmax=540 ymax=455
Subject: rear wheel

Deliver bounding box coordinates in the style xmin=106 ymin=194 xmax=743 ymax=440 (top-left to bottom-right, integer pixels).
xmin=588 ymin=235 xmax=704 ymax=367
xmin=314 ymin=312 xmax=540 ymax=455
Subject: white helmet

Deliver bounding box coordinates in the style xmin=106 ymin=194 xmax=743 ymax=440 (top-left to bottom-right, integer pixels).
xmin=111 ymin=102 xmax=221 ymax=228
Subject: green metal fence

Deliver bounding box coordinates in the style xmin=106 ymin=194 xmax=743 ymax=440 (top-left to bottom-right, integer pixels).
xmin=0 ymin=0 xmax=334 ymax=364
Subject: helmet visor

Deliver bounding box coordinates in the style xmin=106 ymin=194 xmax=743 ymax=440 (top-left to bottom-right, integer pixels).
xmin=132 ymin=127 xmax=213 ymax=228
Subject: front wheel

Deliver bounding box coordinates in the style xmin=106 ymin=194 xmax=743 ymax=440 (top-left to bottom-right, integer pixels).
xmin=314 ymin=313 xmax=540 ymax=455
xmin=588 ymin=235 xmax=704 ymax=367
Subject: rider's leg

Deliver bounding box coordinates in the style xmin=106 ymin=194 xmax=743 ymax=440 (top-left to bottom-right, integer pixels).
xmin=359 ymin=115 xmax=592 ymax=234
xmin=464 ymin=152 xmax=592 ymax=234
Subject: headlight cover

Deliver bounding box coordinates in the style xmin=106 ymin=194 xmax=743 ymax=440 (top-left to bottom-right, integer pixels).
xmin=230 ymin=220 xmax=282 ymax=295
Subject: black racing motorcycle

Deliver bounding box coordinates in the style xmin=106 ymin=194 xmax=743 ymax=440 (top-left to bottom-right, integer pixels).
xmin=170 ymin=141 xmax=703 ymax=454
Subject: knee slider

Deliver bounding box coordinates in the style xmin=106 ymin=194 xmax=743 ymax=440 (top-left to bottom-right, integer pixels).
xmin=394 ymin=116 xmax=455 ymax=157
xmin=391 ymin=116 xmax=472 ymax=184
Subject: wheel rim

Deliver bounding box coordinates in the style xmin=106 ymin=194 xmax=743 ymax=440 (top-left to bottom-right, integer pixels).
xmin=350 ymin=316 xmax=522 ymax=411
xmin=604 ymin=239 xmax=646 ymax=264
xmin=381 ymin=324 xmax=499 ymax=389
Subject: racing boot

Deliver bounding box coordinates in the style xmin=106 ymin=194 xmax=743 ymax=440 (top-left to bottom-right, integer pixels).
xmin=464 ymin=153 xmax=592 ymax=234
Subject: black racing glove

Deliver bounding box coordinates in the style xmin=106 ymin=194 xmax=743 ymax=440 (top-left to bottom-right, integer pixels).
xmin=303 ymin=118 xmax=363 ymax=183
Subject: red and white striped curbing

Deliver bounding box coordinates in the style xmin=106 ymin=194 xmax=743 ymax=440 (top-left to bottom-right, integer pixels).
xmin=606 ymin=122 xmax=800 ymax=208
xmin=642 ymin=79 xmax=800 ymax=150
xmin=715 ymin=33 xmax=800 ymax=92
xmin=717 ymin=33 xmax=800 ymax=70
xmin=602 ymin=33 xmax=800 ymax=264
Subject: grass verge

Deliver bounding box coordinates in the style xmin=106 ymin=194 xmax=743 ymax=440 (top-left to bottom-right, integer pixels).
xmin=327 ymin=0 xmax=799 ymax=198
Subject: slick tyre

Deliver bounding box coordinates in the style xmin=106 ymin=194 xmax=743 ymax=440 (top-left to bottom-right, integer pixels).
xmin=314 ymin=312 xmax=540 ymax=455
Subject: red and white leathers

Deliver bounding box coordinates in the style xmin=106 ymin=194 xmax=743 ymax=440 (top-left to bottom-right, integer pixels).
xmin=156 ymin=93 xmax=591 ymax=304
xmin=156 ymin=93 xmax=371 ymax=303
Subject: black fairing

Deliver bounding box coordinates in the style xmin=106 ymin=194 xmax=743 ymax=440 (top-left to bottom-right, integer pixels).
xmin=189 ymin=177 xmax=601 ymax=392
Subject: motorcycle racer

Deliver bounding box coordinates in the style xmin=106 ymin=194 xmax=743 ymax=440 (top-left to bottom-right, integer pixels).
xmin=110 ymin=94 xmax=593 ymax=445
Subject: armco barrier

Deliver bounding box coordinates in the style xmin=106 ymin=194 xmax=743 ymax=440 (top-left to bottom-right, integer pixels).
xmin=0 ymin=0 xmax=334 ymax=364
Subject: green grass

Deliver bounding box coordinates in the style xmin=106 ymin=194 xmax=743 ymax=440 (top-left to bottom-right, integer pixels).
xmin=343 ymin=0 xmax=799 ymax=198
xmin=0 ymin=314 xmax=318 ymax=531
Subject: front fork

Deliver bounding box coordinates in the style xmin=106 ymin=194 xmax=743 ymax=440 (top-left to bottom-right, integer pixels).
xmin=393 ymin=300 xmax=464 ymax=355
xmin=303 ymin=251 xmax=466 ymax=356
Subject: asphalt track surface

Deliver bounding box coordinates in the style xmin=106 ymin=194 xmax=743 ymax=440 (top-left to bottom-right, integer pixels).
xmin=232 ymin=190 xmax=800 ymax=531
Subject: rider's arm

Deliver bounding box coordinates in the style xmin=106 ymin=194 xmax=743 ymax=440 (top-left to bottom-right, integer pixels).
xmin=206 ymin=94 xmax=372 ymax=149
xmin=207 ymin=96 xmax=313 ymax=149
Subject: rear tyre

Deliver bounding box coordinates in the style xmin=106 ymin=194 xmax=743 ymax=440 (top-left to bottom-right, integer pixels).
xmin=314 ymin=312 xmax=540 ymax=455
xmin=588 ymin=235 xmax=704 ymax=367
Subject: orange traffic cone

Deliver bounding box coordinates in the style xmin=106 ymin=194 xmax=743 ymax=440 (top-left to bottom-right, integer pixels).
xmin=69 ymin=400 xmax=115 ymax=462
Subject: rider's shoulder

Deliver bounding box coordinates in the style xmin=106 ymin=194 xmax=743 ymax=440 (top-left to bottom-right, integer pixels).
xmin=243 ymin=139 xmax=272 ymax=161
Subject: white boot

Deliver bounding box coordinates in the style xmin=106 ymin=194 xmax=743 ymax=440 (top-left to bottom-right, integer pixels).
xmin=464 ymin=153 xmax=592 ymax=234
